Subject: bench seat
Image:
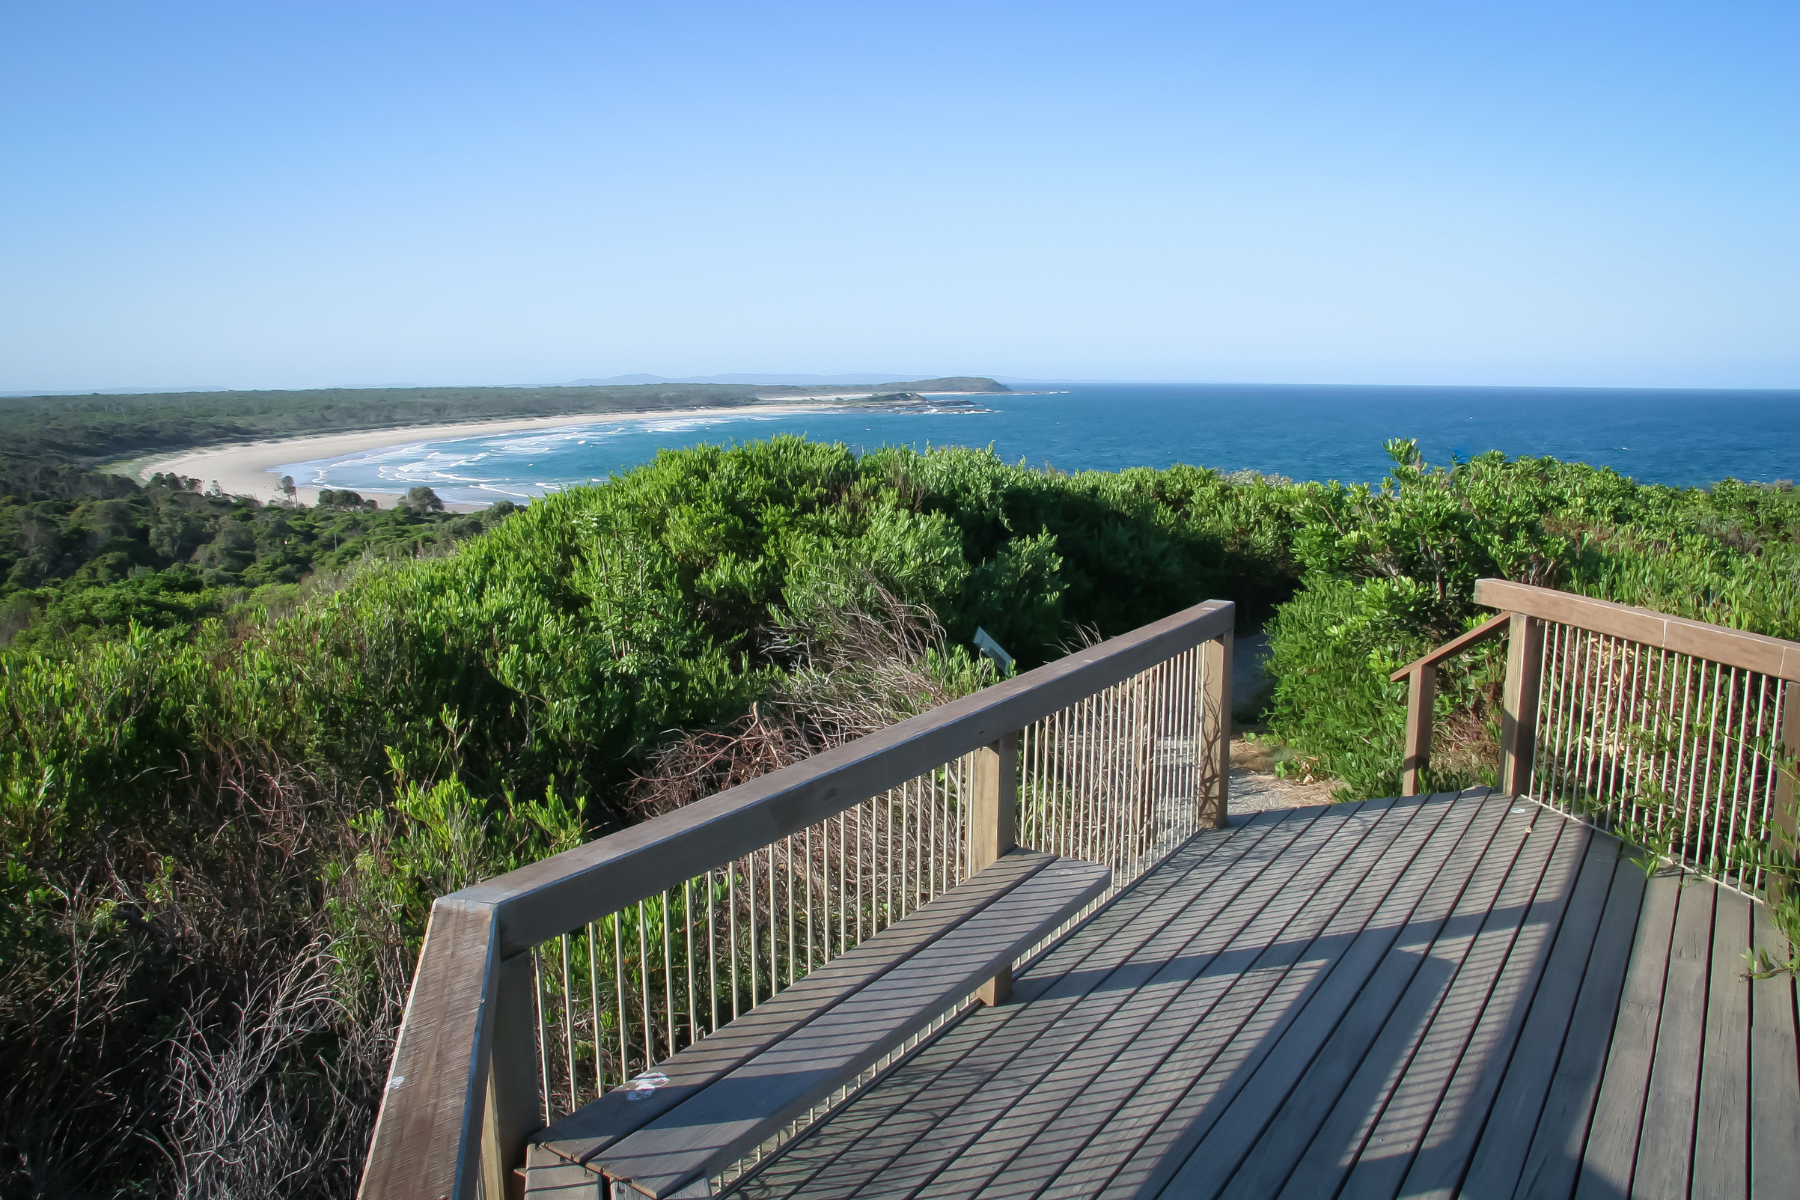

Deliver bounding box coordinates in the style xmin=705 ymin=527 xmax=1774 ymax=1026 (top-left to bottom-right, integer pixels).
xmin=524 ymin=848 xmax=1110 ymax=1199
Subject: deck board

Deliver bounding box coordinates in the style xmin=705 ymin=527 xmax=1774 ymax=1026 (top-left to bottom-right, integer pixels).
xmin=1016 ymin=793 xmax=1454 ymax=1200
xmin=1334 ymin=811 xmax=1582 ymax=1200
xmin=723 ymin=793 xmax=1796 ymax=1200
xmin=1748 ymin=900 xmax=1800 ymax=1198
xmin=734 ymin=809 xmax=1308 ymax=1200
xmin=1174 ymin=792 xmax=1507 ymax=1200
xmin=1628 ymin=876 xmax=1714 ymax=1200
xmin=1270 ymin=798 xmax=1537 ymax=1200
xmin=899 ymin=799 xmax=1398 ymax=1199
xmin=1454 ymin=833 xmax=1621 ymax=1196
xmin=1574 ymin=869 xmax=1681 ymax=1200
xmin=1693 ymin=886 xmax=1750 ymax=1199
xmin=1510 ymin=857 xmax=1646 ymax=1200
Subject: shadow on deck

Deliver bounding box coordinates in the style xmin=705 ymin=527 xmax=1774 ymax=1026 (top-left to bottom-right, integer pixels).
xmin=733 ymin=790 xmax=1800 ymax=1200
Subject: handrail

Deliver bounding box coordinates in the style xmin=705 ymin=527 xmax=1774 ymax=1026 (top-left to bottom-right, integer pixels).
xmin=1391 ymin=611 xmax=1512 ymax=797
xmin=1398 ymin=578 xmax=1798 ymax=901
xmin=1388 ymin=612 xmax=1510 ymax=684
xmin=457 ymin=599 xmax=1233 ymax=957
xmin=360 ymin=598 xmax=1236 ymax=1200
xmin=1473 ymin=578 xmax=1800 ymax=682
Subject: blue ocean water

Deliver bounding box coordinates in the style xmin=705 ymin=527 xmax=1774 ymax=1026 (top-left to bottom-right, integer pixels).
xmin=281 ymin=384 xmax=1800 ymax=506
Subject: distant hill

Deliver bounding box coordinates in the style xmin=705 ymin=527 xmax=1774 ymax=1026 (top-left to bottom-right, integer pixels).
xmin=0 ymin=377 xmax=1010 ymax=464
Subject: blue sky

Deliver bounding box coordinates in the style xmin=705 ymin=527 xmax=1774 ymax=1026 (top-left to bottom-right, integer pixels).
xmin=1 ymin=1 xmax=1795 ymax=392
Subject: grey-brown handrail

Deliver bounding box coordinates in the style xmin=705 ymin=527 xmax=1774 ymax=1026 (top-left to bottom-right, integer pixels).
xmin=1390 ymin=611 xmax=1511 ymax=796
xmin=358 ymin=599 xmax=1236 ymax=1200
xmin=1398 ymin=579 xmax=1799 ymax=883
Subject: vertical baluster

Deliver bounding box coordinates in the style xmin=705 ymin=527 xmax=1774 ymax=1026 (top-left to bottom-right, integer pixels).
xmin=1611 ymin=640 xmax=1646 ymax=819
xmin=1769 ymin=682 xmax=1799 ymax=901
xmin=587 ymin=922 xmax=603 ymax=1092
xmin=1722 ymin=669 xmax=1757 ymax=888
xmin=612 ymin=913 xmax=628 ymax=1083
xmin=661 ymin=889 xmax=675 ymax=1058
xmin=769 ymin=842 xmax=781 ymax=993
xmin=837 ymin=811 xmax=848 ymax=957
xmin=705 ymin=870 xmax=718 ymax=1036
xmin=856 ymin=799 xmax=866 ymax=946
xmin=684 ymin=878 xmax=697 ymax=1047
xmin=1670 ymin=654 xmax=1698 ymax=852
xmin=532 ymin=947 xmax=552 ymax=1124
xmin=803 ymin=825 xmax=814 ymax=978
xmin=1648 ymin=649 xmax=1675 ymax=836
xmin=1535 ymin=623 xmax=1569 ymax=808
xmin=1734 ymin=675 xmax=1773 ymax=891
xmin=560 ymin=933 xmax=577 ymax=1115
xmin=745 ymin=850 xmax=758 ymax=1010
xmin=637 ymin=900 xmax=653 ymax=1068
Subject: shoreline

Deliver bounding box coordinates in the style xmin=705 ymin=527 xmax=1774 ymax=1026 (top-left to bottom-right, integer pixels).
xmin=123 ymin=397 xmax=893 ymax=509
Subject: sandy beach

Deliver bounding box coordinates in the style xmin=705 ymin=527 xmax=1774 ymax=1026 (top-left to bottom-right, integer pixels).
xmin=130 ymin=399 xmax=858 ymax=509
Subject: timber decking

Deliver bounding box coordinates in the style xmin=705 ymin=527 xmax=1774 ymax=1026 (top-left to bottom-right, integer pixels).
xmin=732 ymin=790 xmax=1800 ymax=1200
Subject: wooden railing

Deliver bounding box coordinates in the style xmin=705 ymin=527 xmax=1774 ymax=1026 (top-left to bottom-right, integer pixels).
xmin=358 ymin=600 xmax=1236 ymax=1200
xmin=1396 ymin=578 xmax=1800 ymax=894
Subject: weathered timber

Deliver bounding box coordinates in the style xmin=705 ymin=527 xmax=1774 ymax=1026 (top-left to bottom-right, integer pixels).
xmin=358 ymin=900 xmax=500 ymax=1200
xmin=532 ymin=851 xmax=1058 ymax=1169
xmin=970 ymin=732 xmax=1021 ymax=1004
xmin=1474 ymin=578 xmax=1800 ymax=682
xmin=1400 ymin=663 xmax=1437 ymax=797
xmin=1200 ymin=629 xmax=1233 ymax=828
xmin=1749 ymin=900 xmax=1800 ymax=1197
xmin=726 ymin=812 xmax=1302 ymax=1200
xmin=1498 ymin=611 xmax=1545 ymax=797
xmin=1389 ymin=610 xmax=1513 ymax=681
xmin=460 ymin=600 xmax=1231 ymax=958
xmin=597 ymin=857 xmax=1111 ymax=1199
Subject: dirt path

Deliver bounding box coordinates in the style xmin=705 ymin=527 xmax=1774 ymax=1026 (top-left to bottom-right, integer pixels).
xmin=1228 ymin=737 xmax=1338 ymax=814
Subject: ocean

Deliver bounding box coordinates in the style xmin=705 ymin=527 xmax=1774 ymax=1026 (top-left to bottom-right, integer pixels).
xmin=280 ymin=384 xmax=1800 ymax=507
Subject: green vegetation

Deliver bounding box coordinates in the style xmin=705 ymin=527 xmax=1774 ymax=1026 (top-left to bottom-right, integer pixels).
xmin=0 ymin=377 xmax=1007 ymax=464
xmin=3 ymin=429 xmax=1797 ymax=1196
xmin=0 ymin=459 xmax=516 ymax=652
xmin=1263 ymin=439 xmax=1800 ymax=800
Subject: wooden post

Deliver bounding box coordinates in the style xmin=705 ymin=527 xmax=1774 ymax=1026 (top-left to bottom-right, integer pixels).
xmin=1498 ymin=612 xmax=1544 ymax=798
xmin=1200 ymin=631 xmax=1233 ymax=829
xmin=1773 ymin=680 xmax=1800 ymax=907
xmin=969 ymin=731 xmax=1018 ymax=1005
xmin=481 ymin=951 xmax=543 ymax=1200
xmin=1400 ymin=664 xmax=1437 ymax=798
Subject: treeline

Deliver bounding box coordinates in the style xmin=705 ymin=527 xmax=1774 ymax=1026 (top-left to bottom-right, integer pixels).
xmin=0 ymin=377 xmax=1008 ymax=463
xmin=0 ymin=458 xmax=516 ymax=652
xmin=3 ymin=435 xmax=1798 ymax=1196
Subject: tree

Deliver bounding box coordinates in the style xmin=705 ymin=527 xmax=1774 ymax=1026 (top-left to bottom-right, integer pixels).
xmin=401 ymin=486 xmax=444 ymax=514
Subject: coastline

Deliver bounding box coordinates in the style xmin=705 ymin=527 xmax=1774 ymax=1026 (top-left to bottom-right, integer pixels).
xmin=125 ymin=398 xmax=873 ymax=509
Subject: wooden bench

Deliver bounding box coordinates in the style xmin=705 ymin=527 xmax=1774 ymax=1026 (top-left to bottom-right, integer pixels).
xmin=522 ymin=848 xmax=1111 ymax=1199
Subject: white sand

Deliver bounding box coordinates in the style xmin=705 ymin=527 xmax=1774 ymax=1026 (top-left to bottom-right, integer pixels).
xmin=130 ymin=400 xmax=849 ymax=509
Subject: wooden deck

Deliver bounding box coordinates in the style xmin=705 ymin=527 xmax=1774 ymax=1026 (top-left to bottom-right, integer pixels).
xmin=731 ymin=790 xmax=1800 ymax=1200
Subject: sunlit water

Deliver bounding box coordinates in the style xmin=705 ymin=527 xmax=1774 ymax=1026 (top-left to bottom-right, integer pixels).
xmin=280 ymin=384 xmax=1800 ymax=506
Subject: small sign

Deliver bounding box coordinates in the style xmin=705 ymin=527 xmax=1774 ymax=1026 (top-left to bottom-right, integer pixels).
xmin=973 ymin=627 xmax=1014 ymax=673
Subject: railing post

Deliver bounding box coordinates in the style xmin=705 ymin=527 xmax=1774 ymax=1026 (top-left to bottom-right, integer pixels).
xmin=1498 ymin=612 xmax=1543 ymax=797
xmin=1200 ymin=631 xmax=1233 ymax=830
xmin=969 ymin=731 xmax=1019 ymax=1004
xmin=481 ymin=951 xmax=543 ymax=1200
xmin=357 ymin=900 xmax=499 ymax=1200
xmin=1773 ymin=680 xmax=1800 ymax=905
xmin=1400 ymin=664 xmax=1437 ymax=797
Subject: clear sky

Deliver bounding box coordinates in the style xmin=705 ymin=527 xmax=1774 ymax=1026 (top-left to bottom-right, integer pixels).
xmin=1 ymin=1 xmax=1795 ymax=392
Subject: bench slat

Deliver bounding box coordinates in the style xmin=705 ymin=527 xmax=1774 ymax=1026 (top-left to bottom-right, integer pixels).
xmin=599 ymin=856 xmax=1112 ymax=1199
xmin=533 ymin=849 xmax=1060 ymax=1167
